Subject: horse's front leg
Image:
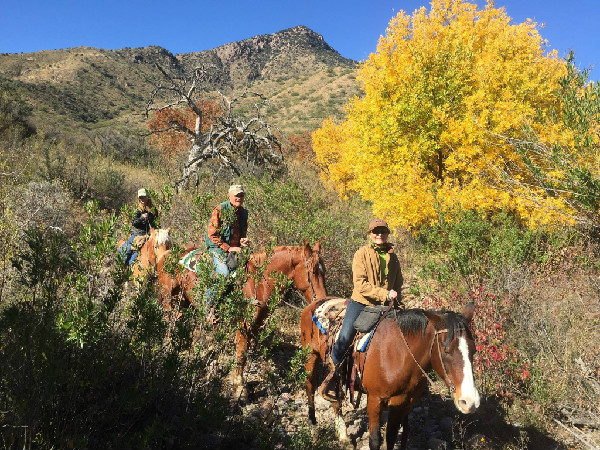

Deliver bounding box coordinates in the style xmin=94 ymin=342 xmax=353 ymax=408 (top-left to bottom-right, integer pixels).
xmin=332 ymin=400 xmax=349 ymax=442
xmin=232 ymin=327 xmax=248 ymax=398
xmin=232 ymin=304 xmax=269 ymax=398
xmin=367 ymin=395 xmax=383 ymax=450
xmin=305 ymin=350 xmax=319 ymax=425
xmin=386 ymin=396 xmax=410 ymax=450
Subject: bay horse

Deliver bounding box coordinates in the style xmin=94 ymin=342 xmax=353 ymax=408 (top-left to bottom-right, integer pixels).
xmin=300 ymin=301 xmax=480 ymax=450
xmin=157 ymin=241 xmax=328 ymax=394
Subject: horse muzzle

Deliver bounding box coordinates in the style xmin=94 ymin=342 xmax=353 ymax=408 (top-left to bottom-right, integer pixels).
xmin=454 ymin=389 xmax=480 ymax=414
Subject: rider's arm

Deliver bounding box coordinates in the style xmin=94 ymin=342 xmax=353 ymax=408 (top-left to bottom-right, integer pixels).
xmin=207 ymin=206 xmax=230 ymax=252
xmin=132 ymin=210 xmax=146 ymax=228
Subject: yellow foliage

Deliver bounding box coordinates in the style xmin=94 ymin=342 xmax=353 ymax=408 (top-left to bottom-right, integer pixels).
xmin=312 ymin=0 xmax=588 ymax=230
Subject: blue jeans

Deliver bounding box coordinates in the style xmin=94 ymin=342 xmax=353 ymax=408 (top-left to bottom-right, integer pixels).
xmin=204 ymin=249 xmax=230 ymax=306
xmin=331 ymin=299 xmax=365 ymax=365
xmin=120 ymin=233 xmax=137 ymax=265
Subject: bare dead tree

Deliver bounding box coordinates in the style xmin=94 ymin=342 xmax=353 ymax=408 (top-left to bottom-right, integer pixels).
xmin=145 ymin=63 xmax=284 ymax=189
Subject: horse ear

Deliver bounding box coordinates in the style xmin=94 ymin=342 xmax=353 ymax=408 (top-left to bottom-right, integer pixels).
xmin=461 ymin=302 xmax=475 ymax=323
xmin=303 ymin=241 xmax=312 ymax=258
xmin=312 ymin=240 xmax=321 ymax=253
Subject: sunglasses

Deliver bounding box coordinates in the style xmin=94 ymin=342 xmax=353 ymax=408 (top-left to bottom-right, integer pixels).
xmin=370 ymin=229 xmax=389 ymax=235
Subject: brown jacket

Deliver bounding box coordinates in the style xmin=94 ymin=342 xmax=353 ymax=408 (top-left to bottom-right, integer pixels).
xmin=351 ymin=243 xmax=403 ymax=306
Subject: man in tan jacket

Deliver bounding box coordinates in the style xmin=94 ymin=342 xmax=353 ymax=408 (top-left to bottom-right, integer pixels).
xmin=319 ymin=218 xmax=403 ymax=401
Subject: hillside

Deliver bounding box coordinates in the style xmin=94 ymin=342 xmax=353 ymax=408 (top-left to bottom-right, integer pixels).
xmin=0 ymin=26 xmax=360 ymax=136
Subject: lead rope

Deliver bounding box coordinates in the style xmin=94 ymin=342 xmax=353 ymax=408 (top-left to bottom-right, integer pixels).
xmin=435 ymin=331 xmax=456 ymax=394
xmin=398 ymin=327 xmax=455 ymax=394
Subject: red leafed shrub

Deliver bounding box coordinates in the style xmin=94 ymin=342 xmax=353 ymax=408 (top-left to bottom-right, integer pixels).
xmin=426 ymin=286 xmax=531 ymax=403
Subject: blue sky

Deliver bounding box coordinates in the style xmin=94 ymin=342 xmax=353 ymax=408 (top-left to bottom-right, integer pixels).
xmin=1 ymin=0 xmax=599 ymax=79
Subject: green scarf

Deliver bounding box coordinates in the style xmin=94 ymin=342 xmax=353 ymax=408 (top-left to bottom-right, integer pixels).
xmin=371 ymin=241 xmax=387 ymax=282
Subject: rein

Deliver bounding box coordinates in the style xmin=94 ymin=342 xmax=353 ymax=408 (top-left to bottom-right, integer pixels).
xmin=398 ymin=326 xmax=456 ymax=395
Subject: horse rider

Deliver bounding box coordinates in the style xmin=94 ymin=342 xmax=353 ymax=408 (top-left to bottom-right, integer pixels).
xmin=122 ymin=188 xmax=158 ymax=264
xmin=319 ymin=218 xmax=404 ymax=401
xmin=204 ymin=184 xmax=250 ymax=304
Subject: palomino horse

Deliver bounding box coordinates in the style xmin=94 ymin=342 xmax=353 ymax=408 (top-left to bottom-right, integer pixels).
xmin=118 ymin=228 xmax=172 ymax=280
xmin=300 ymin=301 xmax=480 ymax=450
xmin=157 ymin=241 xmax=328 ymax=393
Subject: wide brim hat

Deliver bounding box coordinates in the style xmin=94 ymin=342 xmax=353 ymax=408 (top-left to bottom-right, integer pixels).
xmin=367 ymin=219 xmax=390 ymax=233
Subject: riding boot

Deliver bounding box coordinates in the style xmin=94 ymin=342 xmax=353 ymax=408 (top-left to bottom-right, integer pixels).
xmin=318 ymin=356 xmax=340 ymax=402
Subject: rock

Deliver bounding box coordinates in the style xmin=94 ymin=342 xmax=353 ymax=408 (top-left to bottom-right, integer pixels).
xmin=427 ymin=437 xmax=448 ymax=450
xmin=346 ymin=423 xmax=360 ymax=435
xmin=438 ymin=416 xmax=453 ymax=436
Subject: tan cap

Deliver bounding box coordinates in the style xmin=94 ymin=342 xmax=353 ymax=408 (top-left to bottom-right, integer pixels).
xmin=367 ymin=219 xmax=390 ymax=233
xmin=137 ymin=188 xmax=148 ymax=198
xmin=228 ymin=184 xmax=245 ymax=195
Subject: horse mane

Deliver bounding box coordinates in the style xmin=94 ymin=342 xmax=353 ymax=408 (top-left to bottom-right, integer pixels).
xmin=249 ymin=245 xmax=309 ymax=266
xmin=155 ymin=229 xmax=172 ymax=247
xmin=396 ymin=309 xmax=429 ymax=336
xmin=396 ymin=308 xmax=472 ymax=348
xmin=440 ymin=310 xmax=472 ymax=349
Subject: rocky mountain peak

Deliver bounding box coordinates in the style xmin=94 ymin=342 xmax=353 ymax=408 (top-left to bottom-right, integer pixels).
xmin=177 ymin=25 xmax=356 ymax=89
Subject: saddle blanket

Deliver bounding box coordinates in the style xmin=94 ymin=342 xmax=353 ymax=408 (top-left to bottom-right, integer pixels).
xmin=312 ymin=298 xmax=374 ymax=353
xmin=179 ymin=248 xmax=203 ymax=272
xmin=312 ymin=297 xmax=346 ymax=334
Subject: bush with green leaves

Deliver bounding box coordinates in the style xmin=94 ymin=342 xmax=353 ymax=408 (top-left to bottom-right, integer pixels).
xmin=417 ymin=209 xmax=536 ymax=285
xmin=0 ymin=202 xmax=252 ymax=449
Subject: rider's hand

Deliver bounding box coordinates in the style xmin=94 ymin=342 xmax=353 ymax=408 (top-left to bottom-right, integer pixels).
xmin=229 ymin=247 xmax=242 ymax=253
xmin=240 ymin=238 xmax=249 ymax=247
xmin=387 ymin=289 xmax=398 ymax=301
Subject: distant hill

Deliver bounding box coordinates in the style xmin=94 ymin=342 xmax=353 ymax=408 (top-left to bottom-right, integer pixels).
xmin=0 ymin=26 xmax=361 ymax=137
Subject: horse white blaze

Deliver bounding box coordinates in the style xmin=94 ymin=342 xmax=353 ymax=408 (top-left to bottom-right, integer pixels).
xmin=456 ymin=336 xmax=480 ymax=414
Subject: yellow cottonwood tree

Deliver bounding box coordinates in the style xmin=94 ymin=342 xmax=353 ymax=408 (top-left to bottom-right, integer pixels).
xmin=313 ymin=0 xmax=584 ymax=230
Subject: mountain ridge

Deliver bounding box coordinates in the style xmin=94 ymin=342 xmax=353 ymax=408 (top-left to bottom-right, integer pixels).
xmin=0 ymin=25 xmax=360 ymax=135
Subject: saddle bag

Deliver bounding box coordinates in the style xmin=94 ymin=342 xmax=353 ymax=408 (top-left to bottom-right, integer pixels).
xmin=353 ymin=305 xmax=387 ymax=333
xmin=225 ymin=251 xmax=238 ymax=271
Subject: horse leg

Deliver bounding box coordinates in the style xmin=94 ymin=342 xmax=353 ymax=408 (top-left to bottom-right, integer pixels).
xmin=234 ymin=303 xmax=269 ymax=370
xmin=386 ymin=396 xmax=410 ymax=450
xmin=305 ymin=350 xmax=319 ymax=425
xmin=367 ymin=395 xmax=383 ymax=450
xmin=332 ymin=400 xmax=348 ymax=442
xmin=231 ymin=328 xmax=248 ymax=398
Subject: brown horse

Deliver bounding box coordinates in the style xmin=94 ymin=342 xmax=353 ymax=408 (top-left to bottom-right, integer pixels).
xmin=300 ymin=301 xmax=480 ymax=450
xmin=157 ymin=242 xmax=328 ymax=393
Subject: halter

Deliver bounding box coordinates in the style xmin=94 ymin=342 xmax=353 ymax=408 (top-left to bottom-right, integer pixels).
xmin=399 ymin=326 xmax=456 ymax=395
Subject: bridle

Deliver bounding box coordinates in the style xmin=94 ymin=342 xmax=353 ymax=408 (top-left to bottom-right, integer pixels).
xmin=248 ymin=251 xmax=324 ymax=306
xmin=302 ymin=255 xmax=322 ymax=302
xmin=399 ymin=326 xmax=457 ymax=395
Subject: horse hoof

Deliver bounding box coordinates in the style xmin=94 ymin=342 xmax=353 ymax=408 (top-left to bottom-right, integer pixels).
xmin=309 ymin=410 xmax=317 ymax=425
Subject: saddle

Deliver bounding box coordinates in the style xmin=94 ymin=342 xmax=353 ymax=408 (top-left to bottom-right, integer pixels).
xmin=179 ymin=248 xmax=204 ymax=273
xmin=132 ymin=234 xmax=148 ymax=250
xmin=313 ymin=299 xmax=401 ymax=405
